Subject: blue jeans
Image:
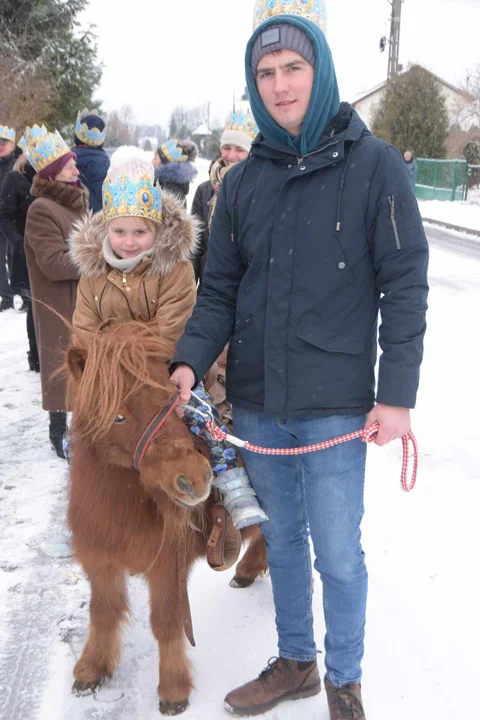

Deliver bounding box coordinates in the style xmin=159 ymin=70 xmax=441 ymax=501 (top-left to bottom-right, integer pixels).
xmin=233 ymin=407 xmax=368 ymax=687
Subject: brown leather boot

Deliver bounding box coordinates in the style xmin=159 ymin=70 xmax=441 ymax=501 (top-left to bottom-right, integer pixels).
xmin=325 ymin=678 xmax=366 ymax=719
xmin=224 ymin=657 xmax=321 ymax=717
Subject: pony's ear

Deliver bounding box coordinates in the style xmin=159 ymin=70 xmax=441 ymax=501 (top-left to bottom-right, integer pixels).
xmin=67 ymin=347 xmax=87 ymax=380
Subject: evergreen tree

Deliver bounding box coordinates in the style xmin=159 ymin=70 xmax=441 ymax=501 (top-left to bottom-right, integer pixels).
xmin=372 ymin=65 xmax=449 ymax=158
xmin=0 ymin=0 xmax=101 ymax=130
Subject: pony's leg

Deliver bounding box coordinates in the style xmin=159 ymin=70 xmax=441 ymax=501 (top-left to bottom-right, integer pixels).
xmin=147 ymin=557 xmax=193 ymax=716
xmin=73 ymin=563 xmax=128 ymax=695
xmin=231 ymin=525 xmax=269 ymax=589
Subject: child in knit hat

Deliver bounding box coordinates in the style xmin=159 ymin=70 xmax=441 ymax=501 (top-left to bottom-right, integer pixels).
xmin=69 ymin=152 xmax=268 ymax=532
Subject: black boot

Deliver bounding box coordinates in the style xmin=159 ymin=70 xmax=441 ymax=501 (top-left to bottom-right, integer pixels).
xmin=49 ymin=411 xmax=67 ymax=459
xmin=27 ymin=350 xmax=40 ymax=372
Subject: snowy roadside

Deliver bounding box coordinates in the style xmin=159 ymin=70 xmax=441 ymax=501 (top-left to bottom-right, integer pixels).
xmin=418 ymin=198 xmax=480 ymax=237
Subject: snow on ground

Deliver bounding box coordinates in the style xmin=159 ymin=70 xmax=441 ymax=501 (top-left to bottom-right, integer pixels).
xmin=1 ymin=167 xmax=479 ymax=719
xmin=419 ymin=198 xmax=480 ymax=234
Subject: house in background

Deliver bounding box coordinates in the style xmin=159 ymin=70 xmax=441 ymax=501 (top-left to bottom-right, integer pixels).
xmin=351 ymin=65 xmax=474 ymax=131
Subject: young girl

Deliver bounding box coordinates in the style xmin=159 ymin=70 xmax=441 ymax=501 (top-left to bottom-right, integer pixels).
xmin=69 ymin=153 xmax=267 ymax=531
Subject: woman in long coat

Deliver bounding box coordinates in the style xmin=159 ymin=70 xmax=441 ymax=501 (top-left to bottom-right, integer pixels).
xmin=24 ymin=127 xmax=89 ymax=457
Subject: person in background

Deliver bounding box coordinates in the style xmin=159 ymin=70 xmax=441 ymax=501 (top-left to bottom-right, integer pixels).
xmin=0 ymin=142 xmax=39 ymax=370
xmin=153 ymin=138 xmax=198 ymax=206
xmin=190 ymin=155 xmax=217 ymax=283
xmin=0 ymin=124 xmax=19 ymax=311
xmin=404 ymin=150 xmax=418 ymax=189
xmin=73 ymin=108 xmax=110 ymax=212
xmin=24 ymin=125 xmax=88 ymax=460
xmin=191 ymin=110 xmax=258 ymax=285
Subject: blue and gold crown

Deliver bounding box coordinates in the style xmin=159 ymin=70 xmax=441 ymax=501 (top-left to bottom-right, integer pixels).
xmin=0 ymin=125 xmax=16 ymax=143
xmin=161 ymin=139 xmax=188 ymax=164
xmin=224 ymin=110 xmax=259 ymax=141
xmin=75 ymin=108 xmax=107 ymax=147
xmin=103 ymin=159 xmax=162 ymax=225
xmin=253 ymin=0 xmax=327 ymax=31
xmin=17 ymin=134 xmax=27 ymax=152
xmin=24 ymin=125 xmax=70 ymax=172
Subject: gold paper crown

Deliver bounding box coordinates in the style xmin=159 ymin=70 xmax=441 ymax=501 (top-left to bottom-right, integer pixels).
xmin=0 ymin=125 xmax=15 ymax=143
xmin=103 ymin=159 xmax=162 ymax=225
xmin=24 ymin=125 xmax=71 ymax=173
xmin=253 ymin=0 xmax=327 ymax=31
xmin=75 ymin=108 xmax=107 ymax=147
xmin=224 ymin=110 xmax=259 ymax=141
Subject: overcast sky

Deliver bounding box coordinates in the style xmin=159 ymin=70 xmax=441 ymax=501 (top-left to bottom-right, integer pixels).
xmin=82 ymin=0 xmax=480 ymax=129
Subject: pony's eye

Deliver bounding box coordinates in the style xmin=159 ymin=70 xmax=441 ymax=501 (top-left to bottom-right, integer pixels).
xmin=114 ymin=414 xmax=126 ymax=424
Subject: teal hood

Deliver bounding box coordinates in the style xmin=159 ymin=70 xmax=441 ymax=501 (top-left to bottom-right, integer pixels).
xmin=245 ymin=15 xmax=340 ymax=157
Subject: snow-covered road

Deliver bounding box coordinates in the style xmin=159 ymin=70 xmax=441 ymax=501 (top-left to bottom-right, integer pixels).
xmin=0 ymin=216 xmax=479 ymax=720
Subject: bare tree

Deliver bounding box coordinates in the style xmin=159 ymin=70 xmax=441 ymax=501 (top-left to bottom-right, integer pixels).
xmin=452 ymin=66 xmax=480 ymax=130
xmin=0 ymin=53 xmax=52 ymax=130
xmin=168 ymin=105 xmax=207 ymax=139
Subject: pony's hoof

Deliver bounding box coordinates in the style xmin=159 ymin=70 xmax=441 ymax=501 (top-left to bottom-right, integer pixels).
xmin=159 ymin=698 xmax=189 ymax=715
xmin=230 ymin=575 xmax=255 ymax=589
xmin=72 ymin=678 xmax=103 ymax=696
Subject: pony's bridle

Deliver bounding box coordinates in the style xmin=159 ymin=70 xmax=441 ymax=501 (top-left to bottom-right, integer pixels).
xmin=133 ymin=393 xmax=181 ymax=471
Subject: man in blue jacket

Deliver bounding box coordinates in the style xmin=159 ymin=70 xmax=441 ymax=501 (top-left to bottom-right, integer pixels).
xmin=171 ymin=4 xmax=429 ymax=718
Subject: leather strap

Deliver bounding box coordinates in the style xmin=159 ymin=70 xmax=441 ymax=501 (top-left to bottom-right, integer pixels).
xmin=134 ymin=394 xmax=181 ymax=471
xmin=178 ymin=539 xmax=195 ymax=647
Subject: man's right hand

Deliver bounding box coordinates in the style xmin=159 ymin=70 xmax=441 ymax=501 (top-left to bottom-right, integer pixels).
xmin=170 ymin=365 xmax=196 ymax=404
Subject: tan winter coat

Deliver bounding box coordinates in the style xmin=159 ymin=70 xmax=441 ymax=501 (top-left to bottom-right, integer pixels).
xmin=68 ymin=193 xmax=197 ymax=350
xmin=25 ymin=177 xmax=89 ymax=411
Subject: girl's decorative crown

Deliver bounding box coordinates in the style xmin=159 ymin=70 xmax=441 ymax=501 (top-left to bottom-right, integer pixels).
xmin=103 ymin=158 xmax=162 ymax=225
xmin=0 ymin=125 xmax=16 ymax=143
xmin=224 ymin=110 xmax=259 ymax=141
xmin=24 ymin=125 xmax=70 ymax=172
xmin=75 ymin=109 xmax=107 ymax=147
xmin=253 ymin=0 xmax=327 ymax=31
xmin=161 ymin=139 xmax=189 ymax=164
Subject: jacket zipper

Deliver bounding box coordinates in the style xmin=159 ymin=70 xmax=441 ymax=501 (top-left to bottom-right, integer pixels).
xmin=297 ymin=140 xmax=340 ymax=165
xmin=388 ymin=195 xmax=401 ymax=250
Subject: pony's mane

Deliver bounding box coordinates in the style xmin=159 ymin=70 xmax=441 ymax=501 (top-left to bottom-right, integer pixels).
xmin=67 ymin=321 xmax=176 ymax=439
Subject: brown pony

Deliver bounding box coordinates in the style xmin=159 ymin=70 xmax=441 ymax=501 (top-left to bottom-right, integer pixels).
xmin=64 ymin=321 xmax=267 ymax=716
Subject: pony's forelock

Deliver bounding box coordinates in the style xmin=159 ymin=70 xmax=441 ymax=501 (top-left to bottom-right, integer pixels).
xmin=65 ymin=321 xmax=175 ymax=440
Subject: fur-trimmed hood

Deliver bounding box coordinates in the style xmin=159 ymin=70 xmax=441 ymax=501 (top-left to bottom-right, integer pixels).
xmin=68 ymin=190 xmax=199 ymax=277
xmin=154 ymin=161 xmax=197 ymax=187
xmin=30 ymin=175 xmax=90 ymax=212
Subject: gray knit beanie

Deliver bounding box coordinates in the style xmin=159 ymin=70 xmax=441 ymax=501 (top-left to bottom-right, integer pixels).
xmin=251 ymin=24 xmax=316 ymax=74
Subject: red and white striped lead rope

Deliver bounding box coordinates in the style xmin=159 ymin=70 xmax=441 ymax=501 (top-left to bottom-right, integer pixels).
xmin=205 ymin=419 xmax=419 ymax=493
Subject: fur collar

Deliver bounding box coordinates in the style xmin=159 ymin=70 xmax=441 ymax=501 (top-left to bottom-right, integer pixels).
xmin=323 ymin=102 xmax=354 ymax=139
xmin=154 ymin=161 xmax=197 ymax=187
xmin=31 ymin=175 xmax=89 ymax=212
xmin=68 ymin=191 xmax=199 ymax=277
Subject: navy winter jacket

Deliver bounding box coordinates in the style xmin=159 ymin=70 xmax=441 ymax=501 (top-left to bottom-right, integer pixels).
xmin=173 ymin=110 xmax=429 ymax=418
xmin=73 ymin=145 xmax=110 ymax=212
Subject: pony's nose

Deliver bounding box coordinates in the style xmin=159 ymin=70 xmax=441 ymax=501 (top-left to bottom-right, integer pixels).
xmin=175 ymin=475 xmax=196 ymax=499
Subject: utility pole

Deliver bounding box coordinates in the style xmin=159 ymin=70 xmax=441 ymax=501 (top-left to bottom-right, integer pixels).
xmin=387 ymin=0 xmax=403 ymax=80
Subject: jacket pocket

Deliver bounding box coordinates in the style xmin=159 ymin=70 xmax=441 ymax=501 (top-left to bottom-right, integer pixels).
xmin=297 ymin=321 xmax=363 ymax=355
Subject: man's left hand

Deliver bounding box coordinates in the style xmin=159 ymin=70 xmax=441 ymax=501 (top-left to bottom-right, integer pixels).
xmin=365 ymin=404 xmax=411 ymax=446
